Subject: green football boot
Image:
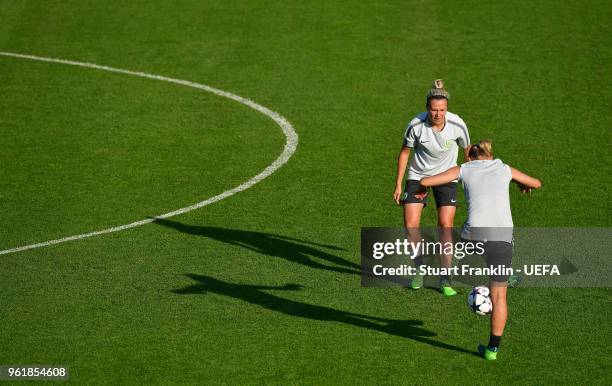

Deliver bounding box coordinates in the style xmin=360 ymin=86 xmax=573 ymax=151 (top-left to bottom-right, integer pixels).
xmin=410 ymin=273 xmax=423 ymax=290
xmin=439 ymin=279 xmax=457 ymax=296
xmin=478 ymin=344 xmax=498 ymax=361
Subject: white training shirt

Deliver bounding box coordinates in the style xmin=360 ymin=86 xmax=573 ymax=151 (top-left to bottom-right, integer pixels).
xmin=403 ymin=111 xmax=470 ymax=180
xmin=459 ymin=159 xmax=514 ymax=242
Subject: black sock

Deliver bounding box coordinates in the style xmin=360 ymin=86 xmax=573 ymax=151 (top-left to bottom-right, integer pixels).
xmin=440 ymin=274 xmax=450 ymax=283
xmin=488 ymin=334 xmax=501 ymax=350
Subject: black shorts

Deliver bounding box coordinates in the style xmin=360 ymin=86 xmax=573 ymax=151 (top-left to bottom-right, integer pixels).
xmin=401 ymin=179 xmax=457 ymax=208
xmin=482 ymin=241 xmax=513 ymax=282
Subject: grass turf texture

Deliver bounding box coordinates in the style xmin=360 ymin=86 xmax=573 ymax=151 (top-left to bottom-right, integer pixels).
xmin=0 ymin=0 xmax=610 ymax=383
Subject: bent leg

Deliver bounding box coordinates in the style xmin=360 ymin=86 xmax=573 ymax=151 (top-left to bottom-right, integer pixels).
xmin=404 ymin=203 xmax=424 ymax=228
xmin=437 ymin=206 xmax=456 ymax=269
xmin=490 ymin=282 xmax=508 ymax=336
xmin=404 ymin=203 xmax=424 ymax=256
xmin=404 ymin=203 xmax=425 ymax=289
xmin=436 ymin=205 xmax=456 ymax=228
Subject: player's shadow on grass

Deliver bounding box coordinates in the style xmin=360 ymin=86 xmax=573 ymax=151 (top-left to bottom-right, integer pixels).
xmin=152 ymin=218 xmax=360 ymax=275
xmin=173 ymin=273 xmax=474 ymax=355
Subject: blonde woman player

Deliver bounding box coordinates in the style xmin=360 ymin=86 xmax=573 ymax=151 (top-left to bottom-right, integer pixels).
xmin=393 ymin=79 xmax=470 ymax=295
xmin=419 ymin=140 xmax=541 ymax=360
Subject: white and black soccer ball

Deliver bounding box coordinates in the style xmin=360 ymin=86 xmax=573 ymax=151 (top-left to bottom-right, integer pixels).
xmin=467 ymin=286 xmax=492 ymax=315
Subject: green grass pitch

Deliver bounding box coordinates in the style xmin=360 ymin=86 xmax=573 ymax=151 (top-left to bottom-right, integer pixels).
xmin=0 ymin=0 xmax=610 ymax=383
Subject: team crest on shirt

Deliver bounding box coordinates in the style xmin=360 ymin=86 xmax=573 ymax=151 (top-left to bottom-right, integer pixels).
xmin=442 ymin=139 xmax=455 ymax=150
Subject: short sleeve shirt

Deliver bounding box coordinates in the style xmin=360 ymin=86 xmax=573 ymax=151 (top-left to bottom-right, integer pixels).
xmin=403 ymin=111 xmax=470 ymax=180
xmin=459 ymin=159 xmax=514 ymax=242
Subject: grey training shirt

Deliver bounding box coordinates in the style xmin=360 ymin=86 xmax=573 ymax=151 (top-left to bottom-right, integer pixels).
xmin=403 ymin=111 xmax=470 ymax=180
xmin=459 ymin=159 xmax=514 ymax=242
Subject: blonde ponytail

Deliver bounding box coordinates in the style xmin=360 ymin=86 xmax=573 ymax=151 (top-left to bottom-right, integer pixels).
xmin=468 ymin=139 xmax=493 ymax=159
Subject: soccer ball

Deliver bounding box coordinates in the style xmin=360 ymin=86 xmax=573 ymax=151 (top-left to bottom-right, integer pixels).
xmin=467 ymin=286 xmax=493 ymax=315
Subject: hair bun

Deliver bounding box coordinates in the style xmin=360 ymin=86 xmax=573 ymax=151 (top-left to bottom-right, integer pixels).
xmin=426 ymin=79 xmax=449 ymax=101
xmin=433 ymin=79 xmax=444 ymax=89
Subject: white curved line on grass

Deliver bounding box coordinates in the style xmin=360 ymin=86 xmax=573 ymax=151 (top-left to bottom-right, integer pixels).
xmin=0 ymin=51 xmax=298 ymax=255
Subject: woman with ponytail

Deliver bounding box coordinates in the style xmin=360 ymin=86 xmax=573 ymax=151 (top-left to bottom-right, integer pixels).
xmin=419 ymin=139 xmax=541 ymax=360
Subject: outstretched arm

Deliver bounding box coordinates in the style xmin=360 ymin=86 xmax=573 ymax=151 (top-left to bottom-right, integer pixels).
xmin=420 ymin=166 xmax=460 ymax=187
xmin=510 ymin=167 xmax=542 ymax=194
